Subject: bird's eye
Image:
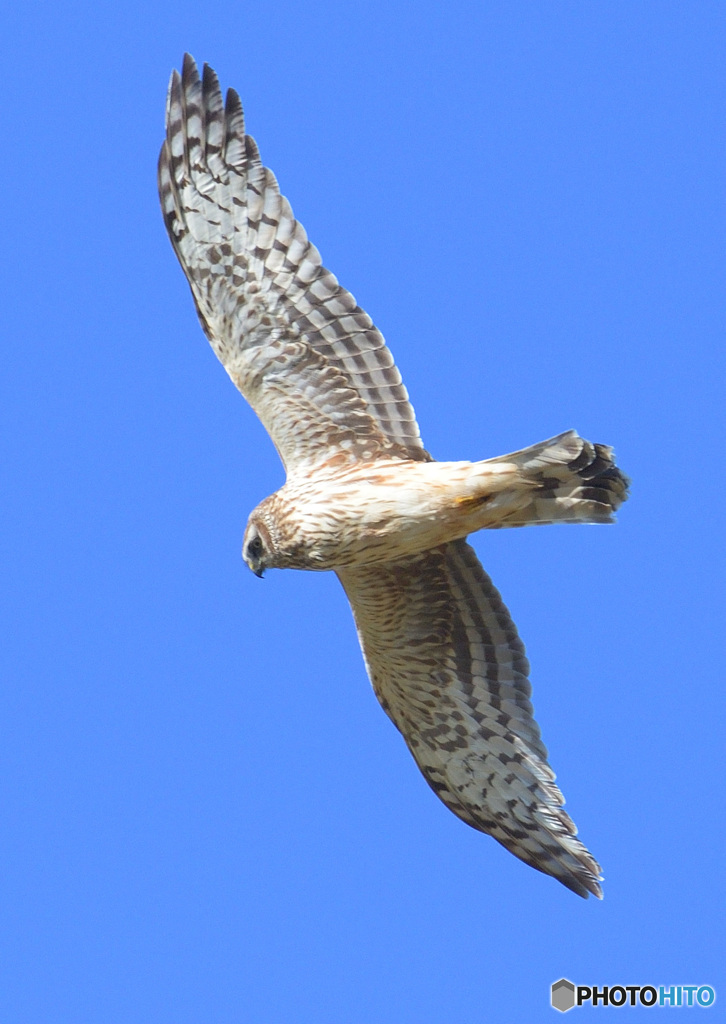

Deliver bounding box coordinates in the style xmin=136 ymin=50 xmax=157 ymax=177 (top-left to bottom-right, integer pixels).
xmin=247 ymin=536 xmax=264 ymax=559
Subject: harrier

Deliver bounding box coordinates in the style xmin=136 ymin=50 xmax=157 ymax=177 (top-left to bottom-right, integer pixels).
xmin=159 ymin=55 xmax=628 ymax=898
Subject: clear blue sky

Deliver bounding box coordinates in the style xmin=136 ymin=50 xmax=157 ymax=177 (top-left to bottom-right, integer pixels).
xmin=2 ymin=2 xmax=724 ymax=1020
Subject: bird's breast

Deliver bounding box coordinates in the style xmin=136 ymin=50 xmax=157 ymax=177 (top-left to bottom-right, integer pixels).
xmin=273 ymin=460 xmax=486 ymax=570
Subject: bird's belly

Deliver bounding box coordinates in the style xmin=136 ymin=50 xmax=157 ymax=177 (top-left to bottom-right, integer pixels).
xmin=278 ymin=462 xmax=497 ymax=569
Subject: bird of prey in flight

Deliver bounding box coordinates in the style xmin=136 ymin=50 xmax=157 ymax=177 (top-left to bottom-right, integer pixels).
xmin=159 ymin=54 xmax=628 ymax=898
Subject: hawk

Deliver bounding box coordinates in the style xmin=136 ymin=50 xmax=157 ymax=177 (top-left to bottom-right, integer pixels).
xmin=159 ymin=55 xmax=628 ymax=898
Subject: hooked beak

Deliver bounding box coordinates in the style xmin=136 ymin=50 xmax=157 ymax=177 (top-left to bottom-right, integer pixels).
xmin=253 ymin=567 xmax=265 ymax=579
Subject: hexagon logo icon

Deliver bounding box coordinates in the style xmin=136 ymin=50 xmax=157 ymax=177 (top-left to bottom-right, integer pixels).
xmin=551 ymin=978 xmax=576 ymax=1012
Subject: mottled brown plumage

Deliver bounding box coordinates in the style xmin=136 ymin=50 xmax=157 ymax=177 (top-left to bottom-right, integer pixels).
xmin=159 ymin=54 xmax=629 ymax=898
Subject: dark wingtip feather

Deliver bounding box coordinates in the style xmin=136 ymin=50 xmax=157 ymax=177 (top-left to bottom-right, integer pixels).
xmin=182 ymin=52 xmax=199 ymax=80
xmin=224 ymin=88 xmax=246 ymax=169
xmin=225 ymin=87 xmax=245 ymax=131
xmin=202 ymin=61 xmax=223 ymax=105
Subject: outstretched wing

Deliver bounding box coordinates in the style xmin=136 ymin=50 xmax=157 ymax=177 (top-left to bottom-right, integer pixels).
xmin=337 ymin=539 xmax=602 ymax=898
xmin=159 ymin=55 xmax=427 ymax=473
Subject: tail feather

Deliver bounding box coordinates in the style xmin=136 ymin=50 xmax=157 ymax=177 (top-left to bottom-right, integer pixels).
xmin=482 ymin=430 xmax=629 ymax=528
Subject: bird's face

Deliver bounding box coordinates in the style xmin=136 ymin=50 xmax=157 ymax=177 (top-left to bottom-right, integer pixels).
xmin=242 ymin=518 xmax=273 ymax=577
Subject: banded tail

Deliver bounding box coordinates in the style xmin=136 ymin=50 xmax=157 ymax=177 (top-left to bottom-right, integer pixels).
xmin=479 ymin=430 xmax=629 ymax=529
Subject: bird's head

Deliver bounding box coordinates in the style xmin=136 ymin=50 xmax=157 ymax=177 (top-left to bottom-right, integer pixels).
xmin=242 ymin=506 xmax=278 ymax=578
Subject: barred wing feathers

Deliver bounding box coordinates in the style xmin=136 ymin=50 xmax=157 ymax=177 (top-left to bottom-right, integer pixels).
xmin=158 ymin=55 xmax=427 ymax=472
xmin=337 ymin=539 xmax=603 ymax=898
